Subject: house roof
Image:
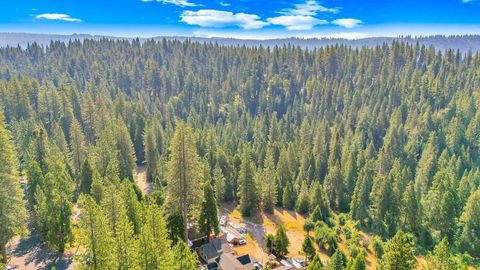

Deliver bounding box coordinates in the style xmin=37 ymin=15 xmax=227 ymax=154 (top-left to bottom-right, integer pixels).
xmin=217 ymin=253 xmax=257 ymax=270
xmin=236 ymin=254 xmax=255 ymax=265
xmin=219 ymin=253 xmax=254 ymax=270
xmin=198 ymin=234 xmax=232 ymax=263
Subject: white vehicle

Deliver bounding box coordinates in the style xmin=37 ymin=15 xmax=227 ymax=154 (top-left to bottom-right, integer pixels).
xmin=238 ymin=239 xmax=247 ymax=245
xmin=229 ymin=222 xmax=247 ymax=234
xmin=219 ymin=215 xmax=227 ymax=226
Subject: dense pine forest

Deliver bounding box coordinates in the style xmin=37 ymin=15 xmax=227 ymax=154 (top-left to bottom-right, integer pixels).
xmin=1 ymin=38 xmax=480 ymax=269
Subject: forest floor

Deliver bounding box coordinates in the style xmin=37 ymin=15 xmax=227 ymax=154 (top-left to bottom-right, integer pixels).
xmin=134 ymin=165 xmax=152 ymax=195
xmin=5 ymin=176 xmax=77 ymax=270
xmin=6 ymin=224 xmax=76 ymax=270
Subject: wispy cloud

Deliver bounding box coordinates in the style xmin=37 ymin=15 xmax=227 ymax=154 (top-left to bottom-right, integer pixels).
xmin=181 ymin=10 xmax=268 ymax=30
xmin=141 ymin=0 xmax=197 ymax=7
xmin=218 ymin=0 xmax=230 ymax=7
xmin=180 ymin=1 xmax=363 ymax=32
xmin=268 ymin=15 xmax=327 ymax=30
xmin=265 ymin=0 xmax=337 ymax=31
xmin=332 ymin=18 xmax=362 ymax=28
xmin=280 ymin=0 xmax=339 ymax=16
xmin=35 ymin=13 xmax=82 ymax=22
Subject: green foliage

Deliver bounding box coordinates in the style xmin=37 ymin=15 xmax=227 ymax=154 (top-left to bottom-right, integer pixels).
xmin=33 ymin=155 xmax=74 ymax=252
xmin=79 ymin=159 xmax=93 ymax=194
xmin=212 ymin=164 xmax=226 ymax=204
xmin=274 ymin=225 xmax=290 ymax=257
xmin=261 ymin=146 xmax=278 ymax=214
xmin=371 ymin=236 xmax=384 ymax=258
xmin=80 ymin=196 xmax=118 ymax=269
xmin=0 ymin=112 xmax=27 ymax=263
xmin=456 ymin=189 xmax=480 ymax=257
xmin=265 ymin=233 xmax=275 ymax=254
xmin=238 ymin=149 xmax=258 ymax=217
xmin=296 ymin=181 xmax=311 ymax=214
xmin=166 ymin=121 xmax=202 ymax=241
xmin=378 ymin=231 xmax=416 ymax=270
xmin=172 ymin=241 xmax=197 ymax=270
xmin=347 ymin=252 xmax=366 ymax=270
xmin=2 ymin=38 xmax=480 ymax=265
xmin=315 ymin=222 xmax=338 ymax=255
xmin=265 ymin=225 xmax=290 ymax=257
xmin=327 ymin=249 xmax=347 ymax=270
xmin=307 ymin=254 xmax=324 ymax=270
xmin=302 ymin=236 xmax=316 ymax=263
xmin=426 ymin=238 xmax=462 ymax=270
xmin=198 ymin=182 xmax=220 ymax=237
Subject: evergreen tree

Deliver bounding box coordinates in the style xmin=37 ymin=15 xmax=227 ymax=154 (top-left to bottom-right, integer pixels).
xmin=172 ymin=241 xmax=197 ymax=270
xmin=426 ymin=238 xmax=460 ymax=270
xmin=69 ymin=118 xmax=87 ymax=173
xmin=144 ymin=124 xmax=161 ymax=182
xmin=378 ymin=231 xmax=416 ymax=270
xmin=138 ymin=200 xmax=173 ymax=269
xmin=310 ymin=181 xmax=330 ymax=220
xmin=302 ymin=236 xmax=316 ymax=263
xmin=262 ymin=146 xmax=278 ymax=214
xmin=265 ymin=233 xmax=275 ymax=254
xmin=456 ymin=189 xmax=480 ymax=257
xmin=198 ymin=182 xmax=220 ymax=237
xmin=166 ymin=121 xmax=202 ymax=241
xmin=324 ymin=164 xmax=345 ymax=212
xmin=327 ymin=250 xmax=347 ymax=270
xmin=308 ymin=254 xmax=324 ymax=270
xmin=115 ymin=121 xmax=136 ymax=180
xmin=212 ymin=164 xmax=226 ymax=204
xmin=79 ymin=159 xmax=94 ymax=194
xmin=350 ymin=162 xmax=373 ymax=226
xmin=80 ymin=196 xmax=118 ymax=270
xmin=274 ymin=225 xmax=290 ymax=257
xmin=238 ymin=149 xmax=258 ymax=217
xmin=400 ymin=182 xmax=419 ymax=235
xmin=282 ymin=182 xmax=294 ymax=210
xmin=296 ymin=181 xmax=310 ymax=214
xmin=0 ymin=112 xmax=27 ymax=263
xmin=348 ymin=253 xmax=366 ymax=270
xmin=26 ymin=160 xmax=44 ymax=205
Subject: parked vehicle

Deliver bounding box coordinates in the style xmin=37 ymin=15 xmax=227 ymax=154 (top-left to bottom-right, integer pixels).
xmin=219 ymin=215 xmax=227 ymax=226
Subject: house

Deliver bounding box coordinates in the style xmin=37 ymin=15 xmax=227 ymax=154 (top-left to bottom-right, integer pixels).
xmin=207 ymin=253 xmax=258 ymax=270
xmin=197 ymin=234 xmax=233 ymax=264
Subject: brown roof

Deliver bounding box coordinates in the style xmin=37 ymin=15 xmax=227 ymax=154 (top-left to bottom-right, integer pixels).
xmin=218 ymin=253 xmax=255 ymax=270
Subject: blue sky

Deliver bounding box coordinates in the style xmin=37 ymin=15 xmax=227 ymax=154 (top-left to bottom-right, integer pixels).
xmin=1 ymin=0 xmax=480 ymax=39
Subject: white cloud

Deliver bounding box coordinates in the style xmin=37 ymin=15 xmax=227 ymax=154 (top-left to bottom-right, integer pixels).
xmin=141 ymin=0 xmax=197 ymax=7
xmin=267 ymin=1 xmax=338 ymax=31
xmin=218 ymin=0 xmax=230 ymax=6
xmin=181 ymin=9 xmax=268 ymax=30
xmin=281 ymin=0 xmax=339 ymax=16
xmin=332 ymin=18 xmax=362 ymax=28
xmin=268 ymin=15 xmax=327 ymax=31
xmin=35 ymin=13 xmax=82 ymax=22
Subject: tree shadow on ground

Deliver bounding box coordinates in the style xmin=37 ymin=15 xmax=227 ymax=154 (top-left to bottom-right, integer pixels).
xmin=9 ymin=232 xmax=73 ymax=270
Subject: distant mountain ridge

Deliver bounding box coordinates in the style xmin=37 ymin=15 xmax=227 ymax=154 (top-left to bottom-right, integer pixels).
xmin=2 ymin=32 xmax=480 ymax=52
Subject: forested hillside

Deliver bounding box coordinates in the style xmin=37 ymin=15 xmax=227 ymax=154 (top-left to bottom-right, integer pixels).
xmin=1 ymin=38 xmax=480 ymax=269
xmin=2 ymin=33 xmax=480 ymax=52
